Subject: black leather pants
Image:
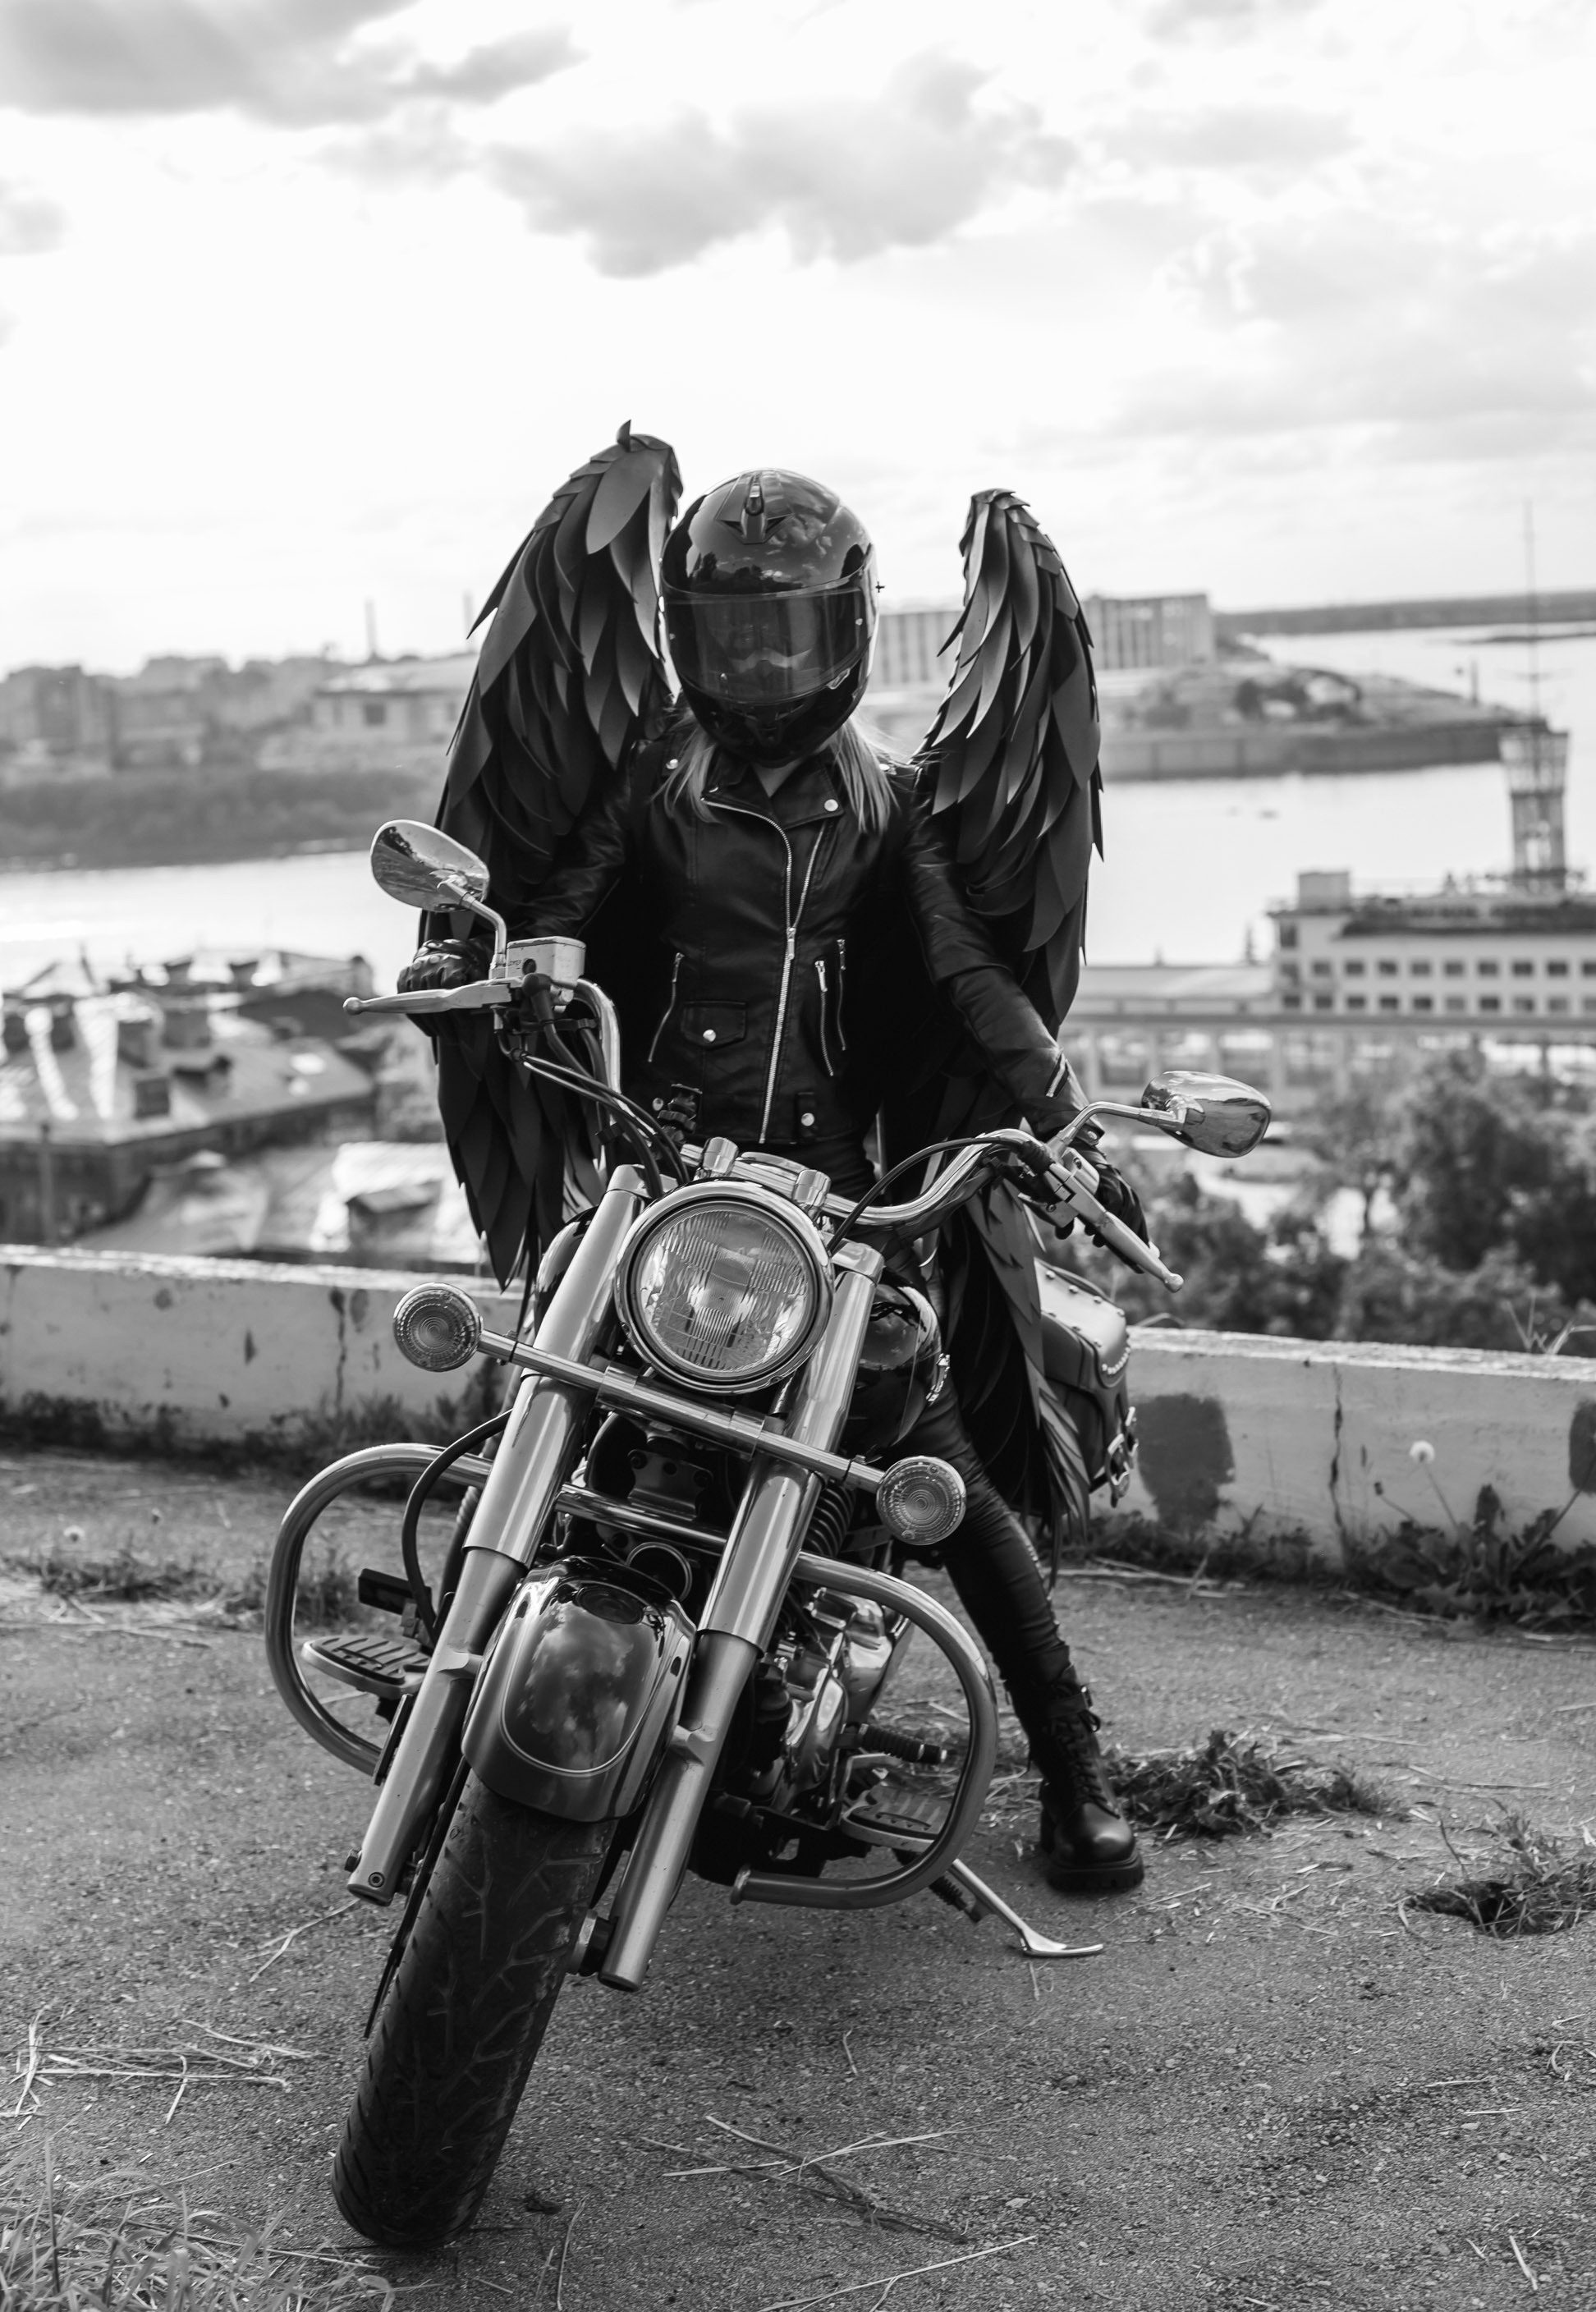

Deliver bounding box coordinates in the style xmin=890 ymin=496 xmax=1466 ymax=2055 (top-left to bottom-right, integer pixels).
xmin=775 ymin=1134 xmax=1075 ymax=1718
xmin=901 ymin=1383 xmax=1075 ymax=1710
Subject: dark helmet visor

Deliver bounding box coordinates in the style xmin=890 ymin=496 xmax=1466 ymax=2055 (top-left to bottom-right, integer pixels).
xmin=664 ymin=584 xmax=874 ymax=706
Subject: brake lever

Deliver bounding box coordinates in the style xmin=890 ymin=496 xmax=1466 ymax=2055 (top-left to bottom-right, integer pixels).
xmin=344 ymin=981 xmax=511 ymax=1017
xmin=1043 ymin=1150 xmax=1184 ymax=1292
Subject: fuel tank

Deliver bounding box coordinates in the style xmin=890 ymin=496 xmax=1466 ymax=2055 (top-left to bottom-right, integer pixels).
xmin=838 ymin=1281 xmax=943 ymax=1456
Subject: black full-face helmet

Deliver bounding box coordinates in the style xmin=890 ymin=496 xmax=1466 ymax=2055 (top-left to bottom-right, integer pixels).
xmin=661 ymin=469 xmax=878 ymax=768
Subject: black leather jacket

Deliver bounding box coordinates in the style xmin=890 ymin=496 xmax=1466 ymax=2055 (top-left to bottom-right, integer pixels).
xmin=515 ymin=738 xmax=1085 ymax=1153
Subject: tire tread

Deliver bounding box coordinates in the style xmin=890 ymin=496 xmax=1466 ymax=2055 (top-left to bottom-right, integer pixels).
xmin=333 ymin=1776 xmax=609 ymax=2246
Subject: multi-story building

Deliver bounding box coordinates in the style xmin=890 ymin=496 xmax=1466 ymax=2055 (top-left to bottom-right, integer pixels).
xmin=866 ymin=592 xmax=1216 ymax=750
xmin=0 ymin=665 xmax=114 ymax=780
xmin=1080 ymin=592 xmax=1215 ymax=672
xmin=257 ymin=653 xmax=475 ymax=773
xmin=1271 ymin=869 xmax=1596 ymax=1030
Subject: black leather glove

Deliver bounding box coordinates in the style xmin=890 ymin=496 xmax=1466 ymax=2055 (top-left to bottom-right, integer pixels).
xmin=397 ymin=937 xmax=490 ymax=996
xmin=1087 ymin=1157 xmax=1149 ymax=1245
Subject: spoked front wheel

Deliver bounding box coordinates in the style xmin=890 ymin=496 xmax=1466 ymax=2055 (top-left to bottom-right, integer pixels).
xmin=333 ymin=1775 xmax=612 ymax=2246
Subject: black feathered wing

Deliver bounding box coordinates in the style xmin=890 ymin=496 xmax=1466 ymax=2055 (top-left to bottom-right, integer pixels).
xmin=428 ymin=425 xmax=681 ymax=1285
xmin=924 ymin=491 xmax=1101 ymax=1031
xmin=876 ymin=489 xmax=1105 ymax=1553
xmin=879 ymin=486 xmax=1103 ymax=1159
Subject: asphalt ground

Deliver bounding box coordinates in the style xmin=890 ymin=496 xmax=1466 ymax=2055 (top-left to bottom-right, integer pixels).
xmin=2 ymin=1448 xmax=1594 ymax=2310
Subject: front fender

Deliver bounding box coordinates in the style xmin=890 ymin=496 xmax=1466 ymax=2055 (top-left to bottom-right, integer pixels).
xmin=461 ymin=1562 xmax=695 ymax=1822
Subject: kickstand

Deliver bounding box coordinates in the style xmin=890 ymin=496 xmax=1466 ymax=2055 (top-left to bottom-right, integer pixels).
xmin=938 ymin=1856 xmax=1103 ymax=1960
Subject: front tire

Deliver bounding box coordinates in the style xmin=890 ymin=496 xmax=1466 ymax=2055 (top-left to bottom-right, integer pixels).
xmin=333 ymin=1775 xmax=612 ymax=2246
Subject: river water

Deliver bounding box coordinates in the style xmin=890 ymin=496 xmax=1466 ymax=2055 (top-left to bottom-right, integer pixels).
xmin=2 ymin=626 xmax=1593 ymax=987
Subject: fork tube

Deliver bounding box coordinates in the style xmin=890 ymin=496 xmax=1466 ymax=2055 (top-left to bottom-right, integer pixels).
xmin=697 ymin=1243 xmax=883 ymax=1649
xmin=346 ymin=1167 xmax=646 ymax=1904
xmin=598 ymin=1243 xmax=883 ymax=1989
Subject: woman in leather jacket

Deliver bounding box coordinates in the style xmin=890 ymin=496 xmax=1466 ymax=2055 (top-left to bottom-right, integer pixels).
xmin=404 ymin=467 xmax=1145 ymax=1895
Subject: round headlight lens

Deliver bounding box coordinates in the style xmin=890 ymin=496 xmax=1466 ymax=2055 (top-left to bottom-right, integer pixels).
xmin=616 ymin=1190 xmax=830 ymax=1392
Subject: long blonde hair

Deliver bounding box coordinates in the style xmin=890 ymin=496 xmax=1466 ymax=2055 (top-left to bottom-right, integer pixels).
xmin=662 ymin=710 xmax=897 ymax=834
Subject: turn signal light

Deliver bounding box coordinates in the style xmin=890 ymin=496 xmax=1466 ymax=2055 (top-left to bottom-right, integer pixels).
xmin=875 ymin=1455 xmax=966 ymax=1548
xmin=393 ymin=1283 xmax=481 ymax=1372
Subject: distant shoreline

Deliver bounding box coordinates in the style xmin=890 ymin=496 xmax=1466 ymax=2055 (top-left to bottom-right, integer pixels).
xmin=0 ymin=762 xmax=437 ymax=877
xmin=0 ymin=834 xmax=369 ymax=875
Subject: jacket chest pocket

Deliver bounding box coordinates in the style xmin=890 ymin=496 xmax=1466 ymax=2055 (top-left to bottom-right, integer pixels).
xmin=679 ymin=1001 xmax=747 ymax=1052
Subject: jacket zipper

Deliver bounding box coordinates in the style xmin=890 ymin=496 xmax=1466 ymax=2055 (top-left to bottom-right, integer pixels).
xmin=835 ymin=937 xmax=848 ymax=1053
xmin=709 ymin=803 xmax=826 ymax=1140
xmin=647 ymin=950 xmax=682 ymax=1064
xmin=816 ymin=958 xmax=833 ymax=1076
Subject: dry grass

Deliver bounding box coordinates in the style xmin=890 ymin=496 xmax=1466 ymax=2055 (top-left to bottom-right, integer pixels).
xmin=2 ymin=1540 xmax=360 ymax=1634
xmin=0 ymin=2136 xmax=396 ymax=2311
xmin=9 ymin=2018 xmax=324 ymax=2131
xmin=1406 ymin=1814 xmax=1596 ymax=1938
xmin=1068 ymin=1507 xmax=1596 ymax=1631
xmin=1104 ymin=1727 xmax=1388 ymax=1841
xmin=16 ymin=1540 xmax=212 ymax=1608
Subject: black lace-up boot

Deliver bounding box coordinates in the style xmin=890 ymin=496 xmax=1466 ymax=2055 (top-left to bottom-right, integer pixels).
xmin=1014 ymin=1667 xmax=1144 ymax=1895
xmin=908 ymin=1388 xmax=1144 ymax=1896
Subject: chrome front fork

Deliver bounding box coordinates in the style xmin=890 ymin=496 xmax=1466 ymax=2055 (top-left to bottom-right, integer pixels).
xmin=596 ymin=1243 xmax=884 ymax=1991
xmin=344 ymin=1166 xmax=647 ymax=1904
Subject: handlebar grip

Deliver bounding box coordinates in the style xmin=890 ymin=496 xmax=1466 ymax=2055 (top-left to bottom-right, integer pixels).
xmin=1046 ymin=1162 xmax=1183 ymax=1291
xmin=1089 ymin=1204 xmax=1184 ymax=1291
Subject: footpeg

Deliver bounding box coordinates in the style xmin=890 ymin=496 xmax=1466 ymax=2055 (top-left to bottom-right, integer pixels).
xmin=842 ymin=1783 xmax=947 ymax=1846
xmin=300 ymin=1630 xmax=429 ymax=1701
xmin=860 ymin=1722 xmax=951 ymax=1768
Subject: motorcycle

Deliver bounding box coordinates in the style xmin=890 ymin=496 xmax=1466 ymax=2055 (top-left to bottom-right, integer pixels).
xmin=264 ymin=819 xmax=1271 ymax=2247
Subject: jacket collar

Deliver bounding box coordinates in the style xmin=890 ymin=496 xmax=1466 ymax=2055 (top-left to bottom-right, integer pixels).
xmin=704 ymin=752 xmax=849 ymax=831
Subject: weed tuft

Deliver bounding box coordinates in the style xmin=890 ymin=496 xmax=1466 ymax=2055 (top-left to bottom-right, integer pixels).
xmin=1080 ymin=1500 xmax=1596 ymax=1631
xmin=1406 ymin=1813 xmax=1596 ymax=1938
xmin=1343 ymin=1489 xmax=1596 ymax=1628
xmin=0 ymin=2135 xmax=394 ymax=2310
xmin=1105 ymin=1726 xmax=1388 ymax=1840
xmin=16 ymin=1538 xmax=212 ymax=1606
xmin=218 ymin=1545 xmax=358 ymax=1629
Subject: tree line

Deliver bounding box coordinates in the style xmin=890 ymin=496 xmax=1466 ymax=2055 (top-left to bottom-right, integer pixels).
xmin=0 ymin=763 xmax=443 ymax=870
xmin=1081 ymin=1048 xmax=1596 ymax=1356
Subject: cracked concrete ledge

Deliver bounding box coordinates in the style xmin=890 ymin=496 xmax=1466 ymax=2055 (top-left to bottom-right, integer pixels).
xmin=1118 ymin=1324 xmax=1596 ymax=1562
xmin=2 ymin=1250 xmax=1594 ymax=1560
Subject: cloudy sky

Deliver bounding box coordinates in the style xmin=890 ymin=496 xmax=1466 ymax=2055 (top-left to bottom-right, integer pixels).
xmin=1 ymin=0 xmax=1591 ymax=672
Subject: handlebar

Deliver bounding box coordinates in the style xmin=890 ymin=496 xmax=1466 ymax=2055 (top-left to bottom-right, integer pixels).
xmin=689 ymin=1132 xmax=1185 ymax=1292
xmin=365 ymin=973 xmax=1184 ymax=1291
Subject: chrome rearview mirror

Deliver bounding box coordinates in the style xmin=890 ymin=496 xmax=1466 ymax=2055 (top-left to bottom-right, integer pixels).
xmin=1140 ymin=1071 xmax=1272 ymax=1158
xmin=370 ymin=820 xmax=491 ymax=914
xmin=369 ymin=820 xmax=507 ymax=970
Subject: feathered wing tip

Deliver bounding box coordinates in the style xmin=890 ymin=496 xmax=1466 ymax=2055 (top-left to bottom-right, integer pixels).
xmin=911 ymin=489 xmax=1103 ymax=1026
xmin=428 ymin=424 xmax=681 ymax=1286
xmin=440 ymin=423 xmax=682 ymax=903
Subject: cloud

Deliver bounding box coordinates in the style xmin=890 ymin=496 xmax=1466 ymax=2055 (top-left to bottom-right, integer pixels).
xmin=1121 ymin=215 xmax=1596 ymax=453
xmin=0 ymin=1 xmax=577 ymax=126
xmin=1144 ymin=0 xmax=1322 ymax=38
xmin=402 ymin=33 xmax=578 ymax=107
xmin=482 ymin=52 xmax=1075 ymax=276
xmin=0 ymin=178 xmax=65 ymax=253
xmin=1108 ymin=102 xmax=1352 ymax=172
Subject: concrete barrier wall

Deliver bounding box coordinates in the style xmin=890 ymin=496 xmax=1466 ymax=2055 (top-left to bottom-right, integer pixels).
xmin=1114 ymin=1328 xmax=1596 ymax=1560
xmin=0 ymin=1245 xmax=519 ymax=1452
xmin=3 ymin=1247 xmax=1594 ymax=1557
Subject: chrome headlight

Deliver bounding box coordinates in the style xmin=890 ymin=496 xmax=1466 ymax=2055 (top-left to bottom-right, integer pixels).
xmin=614 ymin=1184 xmax=832 ymax=1394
